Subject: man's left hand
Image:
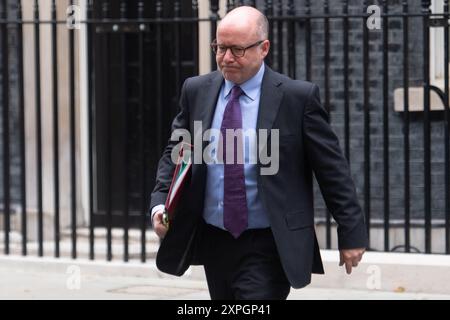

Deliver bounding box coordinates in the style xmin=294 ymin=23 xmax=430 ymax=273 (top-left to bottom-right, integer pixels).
xmin=339 ymin=248 xmax=365 ymax=274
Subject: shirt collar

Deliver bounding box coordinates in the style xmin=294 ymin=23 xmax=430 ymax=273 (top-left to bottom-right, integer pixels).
xmin=223 ymin=63 xmax=265 ymax=101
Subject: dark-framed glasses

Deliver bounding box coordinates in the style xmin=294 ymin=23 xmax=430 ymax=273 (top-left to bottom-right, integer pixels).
xmin=211 ymin=39 xmax=265 ymax=58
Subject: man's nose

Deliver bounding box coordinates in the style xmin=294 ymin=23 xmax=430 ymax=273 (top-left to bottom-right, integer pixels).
xmin=223 ymin=48 xmax=235 ymax=63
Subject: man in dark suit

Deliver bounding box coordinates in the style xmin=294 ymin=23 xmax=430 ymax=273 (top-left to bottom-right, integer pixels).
xmin=150 ymin=6 xmax=367 ymax=300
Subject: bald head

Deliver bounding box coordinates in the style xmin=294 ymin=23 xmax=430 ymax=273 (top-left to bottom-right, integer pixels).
xmin=218 ymin=6 xmax=268 ymax=40
xmin=215 ymin=6 xmax=270 ymax=84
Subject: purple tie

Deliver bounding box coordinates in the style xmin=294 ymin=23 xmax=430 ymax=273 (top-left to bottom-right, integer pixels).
xmin=221 ymin=86 xmax=248 ymax=238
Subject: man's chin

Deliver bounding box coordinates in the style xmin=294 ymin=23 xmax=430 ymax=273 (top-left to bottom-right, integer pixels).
xmin=222 ymin=73 xmax=239 ymax=83
xmin=222 ymin=72 xmax=242 ymax=84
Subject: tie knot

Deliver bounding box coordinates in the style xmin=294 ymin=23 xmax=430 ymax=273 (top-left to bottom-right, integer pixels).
xmin=230 ymin=86 xmax=243 ymax=100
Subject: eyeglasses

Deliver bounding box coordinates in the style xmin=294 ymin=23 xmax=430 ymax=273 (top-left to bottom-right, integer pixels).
xmin=211 ymin=39 xmax=265 ymax=58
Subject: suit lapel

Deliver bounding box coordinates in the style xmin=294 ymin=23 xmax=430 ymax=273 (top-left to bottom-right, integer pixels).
xmin=191 ymin=71 xmax=223 ymax=183
xmin=196 ymin=71 xmax=224 ymax=136
xmin=257 ymin=66 xmax=284 ymax=151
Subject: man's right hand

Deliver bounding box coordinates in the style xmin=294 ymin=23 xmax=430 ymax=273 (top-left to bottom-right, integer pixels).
xmin=152 ymin=209 xmax=168 ymax=239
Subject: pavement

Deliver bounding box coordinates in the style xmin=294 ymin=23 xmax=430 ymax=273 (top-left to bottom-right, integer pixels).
xmin=2 ymin=255 xmax=450 ymax=300
xmin=2 ymin=228 xmax=450 ymax=300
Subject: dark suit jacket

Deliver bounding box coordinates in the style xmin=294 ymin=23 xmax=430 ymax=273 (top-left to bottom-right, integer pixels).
xmin=150 ymin=65 xmax=368 ymax=289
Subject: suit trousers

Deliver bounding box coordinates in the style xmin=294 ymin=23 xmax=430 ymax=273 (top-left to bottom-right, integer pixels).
xmin=202 ymin=222 xmax=290 ymax=300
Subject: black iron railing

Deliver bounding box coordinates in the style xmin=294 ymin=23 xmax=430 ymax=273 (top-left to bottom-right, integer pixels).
xmin=0 ymin=0 xmax=449 ymax=261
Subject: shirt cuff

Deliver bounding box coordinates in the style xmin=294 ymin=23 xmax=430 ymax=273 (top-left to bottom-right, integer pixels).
xmin=151 ymin=204 xmax=165 ymax=227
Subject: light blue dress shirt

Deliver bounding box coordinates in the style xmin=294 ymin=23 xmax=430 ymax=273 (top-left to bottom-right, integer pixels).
xmin=203 ymin=63 xmax=270 ymax=230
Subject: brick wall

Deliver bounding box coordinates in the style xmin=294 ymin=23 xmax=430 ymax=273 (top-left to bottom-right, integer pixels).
xmin=259 ymin=0 xmax=446 ymax=221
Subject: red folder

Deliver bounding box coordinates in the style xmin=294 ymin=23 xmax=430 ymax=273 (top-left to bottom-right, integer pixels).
xmin=162 ymin=142 xmax=193 ymax=228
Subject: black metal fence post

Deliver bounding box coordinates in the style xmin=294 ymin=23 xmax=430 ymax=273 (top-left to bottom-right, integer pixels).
xmin=287 ymin=0 xmax=296 ymax=79
xmin=304 ymin=0 xmax=311 ymax=81
xmin=210 ymin=0 xmax=219 ymax=71
xmin=276 ymin=0 xmax=283 ymax=73
xmin=51 ymin=0 xmax=60 ymax=258
xmin=324 ymin=0 xmax=331 ymax=249
xmin=422 ymin=0 xmax=432 ymax=254
xmin=402 ymin=0 xmax=411 ymax=253
xmin=155 ymin=0 xmax=163 ymax=156
xmin=363 ymin=0 xmax=371 ymax=245
xmin=33 ymin=0 xmax=44 ymax=257
xmin=16 ymin=0 xmax=27 ymax=256
xmin=444 ymin=0 xmax=450 ymax=255
xmin=192 ymin=0 xmax=199 ymax=74
xmin=264 ymin=0 xmax=273 ymax=67
xmin=87 ymin=0 xmax=95 ymax=261
xmin=101 ymin=1 xmax=112 ymax=262
xmin=69 ymin=0 xmax=77 ymax=260
xmin=226 ymin=0 xmax=234 ymax=13
xmin=120 ymin=0 xmax=129 ymax=263
xmin=382 ymin=0 xmax=390 ymax=252
xmin=174 ymin=0 xmax=181 ymax=105
xmin=138 ymin=0 xmax=147 ymax=264
xmin=1 ymin=0 xmax=10 ymax=255
xmin=343 ymin=0 xmax=350 ymax=163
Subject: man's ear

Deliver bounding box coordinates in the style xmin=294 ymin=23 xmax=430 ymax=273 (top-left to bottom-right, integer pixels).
xmin=261 ymin=40 xmax=270 ymax=58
